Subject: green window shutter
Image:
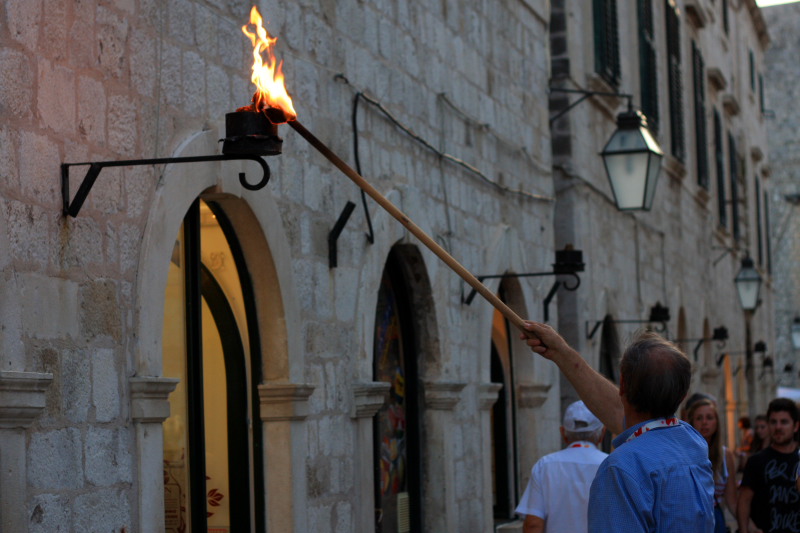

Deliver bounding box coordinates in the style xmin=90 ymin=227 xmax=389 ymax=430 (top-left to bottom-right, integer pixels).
xmin=665 ymin=0 xmax=685 ymax=162
xmin=638 ymin=0 xmax=659 ymax=131
xmin=692 ymin=42 xmax=708 ymax=188
xmin=594 ymin=0 xmax=621 ymax=86
xmin=755 ymin=177 xmax=763 ymax=266
xmin=714 ymin=110 xmax=727 ymax=228
xmin=728 ymin=133 xmax=740 ymax=241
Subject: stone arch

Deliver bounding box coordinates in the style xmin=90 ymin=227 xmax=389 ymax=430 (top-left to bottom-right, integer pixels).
xmin=130 ymin=127 xmax=308 ymax=532
xmin=133 ymin=128 xmax=301 ymax=379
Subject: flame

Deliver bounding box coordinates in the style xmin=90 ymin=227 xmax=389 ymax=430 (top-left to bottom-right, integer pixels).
xmin=242 ymin=6 xmax=296 ymax=120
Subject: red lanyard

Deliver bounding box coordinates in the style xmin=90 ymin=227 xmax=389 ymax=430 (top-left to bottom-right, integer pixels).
xmin=569 ymin=441 xmax=596 ymax=449
xmin=625 ymin=417 xmax=680 ymax=443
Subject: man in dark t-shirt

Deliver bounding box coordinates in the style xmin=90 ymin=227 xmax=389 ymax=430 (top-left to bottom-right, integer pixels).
xmin=738 ymin=398 xmax=800 ymax=533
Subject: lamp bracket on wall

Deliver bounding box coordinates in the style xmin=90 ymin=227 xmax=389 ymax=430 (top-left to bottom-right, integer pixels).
xmin=585 ymin=303 xmax=670 ymax=340
xmin=548 ymin=87 xmax=634 ymax=124
xmin=461 ymin=247 xmax=584 ymax=322
xmin=675 ymin=326 xmax=729 ymax=361
xmin=462 ymin=271 xmax=581 ymax=306
xmin=711 ymin=245 xmax=738 ymax=267
xmin=61 ymin=154 xmax=272 ymax=218
xmin=328 ymin=201 xmax=356 ymax=268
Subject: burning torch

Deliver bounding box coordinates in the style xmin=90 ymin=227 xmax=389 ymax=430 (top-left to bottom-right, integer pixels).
xmin=233 ymin=7 xmax=532 ymax=335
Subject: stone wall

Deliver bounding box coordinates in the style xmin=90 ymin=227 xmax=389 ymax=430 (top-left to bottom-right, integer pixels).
xmin=763 ymin=2 xmax=800 ymax=390
xmin=0 ymin=0 xmax=557 ymax=531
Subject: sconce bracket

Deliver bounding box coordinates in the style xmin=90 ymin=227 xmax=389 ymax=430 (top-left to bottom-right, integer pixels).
xmin=328 ymin=201 xmax=357 ymax=268
xmin=549 ymin=87 xmax=634 ymax=124
xmin=585 ymin=318 xmax=668 ymax=340
xmin=462 ymin=271 xmax=581 ymax=307
xmin=61 ymin=154 xmax=272 ymax=218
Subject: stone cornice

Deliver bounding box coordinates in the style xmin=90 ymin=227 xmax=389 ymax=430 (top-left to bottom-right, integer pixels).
xmin=0 ymin=371 xmax=53 ymax=429
xmin=351 ymin=382 xmax=390 ymax=419
xmin=517 ymin=383 xmax=552 ymax=408
xmin=422 ymin=381 xmax=466 ymax=411
xmin=130 ymin=376 xmax=179 ymax=423
xmin=477 ymin=383 xmax=503 ymax=410
xmin=258 ymin=383 xmax=315 ymax=421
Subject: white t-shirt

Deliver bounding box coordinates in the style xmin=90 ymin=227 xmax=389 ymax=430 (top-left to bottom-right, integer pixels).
xmin=515 ymin=441 xmax=608 ymax=533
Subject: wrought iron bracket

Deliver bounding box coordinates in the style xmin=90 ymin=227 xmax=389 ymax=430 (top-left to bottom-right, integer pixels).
xmin=328 ymin=201 xmax=357 ymax=268
xmin=462 ymin=271 xmax=581 ymax=306
xmin=585 ymin=318 xmax=668 ymax=340
xmin=549 ymin=87 xmax=634 ymax=124
xmin=462 ymin=271 xmax=581 ymax=323
xmin=674 ymin=332 xmax=728 ymax=362
xmin=61 ymin=154 xmax=272 ymax=218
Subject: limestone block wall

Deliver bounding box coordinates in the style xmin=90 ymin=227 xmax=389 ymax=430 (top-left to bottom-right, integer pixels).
xmin=0 ymin=0 xmax=558 ymax=531
xmin=763 ymin=3 xmax=800 ymax=390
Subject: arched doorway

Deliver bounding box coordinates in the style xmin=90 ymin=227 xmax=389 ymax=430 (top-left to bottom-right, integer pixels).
xmin=373 ymin=249 xmax=422 ymax=533
xmin=598 ymin=315 xmax=620 ymax=450
xmin=490 ymin=285 xmax=518 ymax=520
xmin=162 ymin=199 xmax=264 ymax=532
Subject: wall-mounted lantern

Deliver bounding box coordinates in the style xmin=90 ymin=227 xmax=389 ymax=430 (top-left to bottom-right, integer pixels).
xmin=550 ymin=87 xmax=664 ymax=212
xmin=734 ymin=256 xmax=762 ymax=312
xmin=791 ymin=317 xmax=800 ymax=350
xmin=600 ymin=110 xmax=664 ymax=211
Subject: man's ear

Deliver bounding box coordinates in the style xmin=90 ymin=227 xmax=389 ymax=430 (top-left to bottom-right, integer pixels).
xmin=618 ymin=375 xmax=626 ymax=396
xmin=560 ymin=426 xmax=568 ymax=444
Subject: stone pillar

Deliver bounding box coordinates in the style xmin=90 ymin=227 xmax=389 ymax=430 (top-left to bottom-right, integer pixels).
xmin=259 ymin=383 xmax=315 ymax=533
xmin=130 ymin=376 xmax=179 ymax=533
xmin=0 ymin=371 xmax=53 ymax=532
xmin=477 ymin=383 xmax=503 ymax=532
xmin=350 ymin=382 xmax=391 ymax=533
xmin=422 ymin=381 xmax=466 ymax=533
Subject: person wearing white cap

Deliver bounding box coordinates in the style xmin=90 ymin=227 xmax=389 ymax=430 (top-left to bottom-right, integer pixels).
xmin=515 ymin=400 xmax=608 ymax=533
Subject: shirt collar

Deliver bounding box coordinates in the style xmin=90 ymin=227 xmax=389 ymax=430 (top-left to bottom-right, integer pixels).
xmin=568 ymin=440 xmax=599 ymax=449
xmin=612 ymin=418 xmax=681 ymax=448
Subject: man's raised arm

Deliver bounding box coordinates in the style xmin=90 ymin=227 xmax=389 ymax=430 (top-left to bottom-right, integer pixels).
xmin=522 ymin=321 xmax=624 ymax=435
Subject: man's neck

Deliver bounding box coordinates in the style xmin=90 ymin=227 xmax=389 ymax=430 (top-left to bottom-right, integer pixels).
xmin=622 ymin=402 xmax=652 ymax=430
xmin=771 ymin=441 xmax=799 ymax=454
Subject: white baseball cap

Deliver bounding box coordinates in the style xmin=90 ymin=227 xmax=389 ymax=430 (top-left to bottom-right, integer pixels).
xmin=563 ymin=400 xmax=603 ymax=432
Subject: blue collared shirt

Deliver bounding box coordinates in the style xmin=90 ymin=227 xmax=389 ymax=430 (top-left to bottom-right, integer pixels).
xmin=588 ymin=419 xmax=715 ymax=533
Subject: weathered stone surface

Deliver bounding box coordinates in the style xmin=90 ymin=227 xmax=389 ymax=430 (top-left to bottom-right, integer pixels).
xmin=28 ymin=428 xmax=83 ymax=489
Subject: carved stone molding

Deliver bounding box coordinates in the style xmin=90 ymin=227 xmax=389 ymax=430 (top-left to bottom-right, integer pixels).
xmin=477 ymin=383 xmax=503 ymax=410
xmin=0 ymin=371 xmax=53 ymax=429
xmin=684 ymin=0 xmax=709 ymax=29
xmin=422 ymin=381 xmax=466 ymax=411
xmin=259 ymin=383 xmax=315 ymax=421
xmin=351 ymin=382 xmax=390 ymax=418
xmin=707 ymin=68 xmax=727 ymax=92
xmin=517 ymin=383 xmax=552 ymax=409
xmin=129 ymin=376 xmax=179 ymax=423
xmin=722 ymin=93 xmax=741 ymax=116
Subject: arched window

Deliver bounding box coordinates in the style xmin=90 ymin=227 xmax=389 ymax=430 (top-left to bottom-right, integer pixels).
xmin=373 ymin=250 xmax=422 ymax=533
xmin=162 ymin=199 xmax=264 ymax=532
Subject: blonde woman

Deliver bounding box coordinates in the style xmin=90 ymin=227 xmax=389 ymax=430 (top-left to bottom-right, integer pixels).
xmin=687 ymin=398 xmax=737 ymax=533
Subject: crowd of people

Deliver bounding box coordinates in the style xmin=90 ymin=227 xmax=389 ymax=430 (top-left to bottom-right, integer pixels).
xmin=516 ymin=321 xmax=800 ymax=533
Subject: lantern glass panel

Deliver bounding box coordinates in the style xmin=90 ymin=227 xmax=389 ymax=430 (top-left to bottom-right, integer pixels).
xmin=735 ymin=267 xmax=761 ymax=311
xmin=791 ymin=320 xmax=800 ymax=349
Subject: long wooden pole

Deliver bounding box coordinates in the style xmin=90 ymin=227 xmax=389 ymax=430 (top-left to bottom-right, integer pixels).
xmin=288 ymin=119 xmax=529 ymax=334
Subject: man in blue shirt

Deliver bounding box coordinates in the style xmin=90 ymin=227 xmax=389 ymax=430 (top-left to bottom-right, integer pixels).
xmin=522 ymin=322 xmax=715 ymax=532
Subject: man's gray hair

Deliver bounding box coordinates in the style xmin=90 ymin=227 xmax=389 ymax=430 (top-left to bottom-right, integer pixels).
xmin=565 ymin=427 xmax=605 ymax=444
xmin=620 ymin=331 xmax=691 ymax=418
